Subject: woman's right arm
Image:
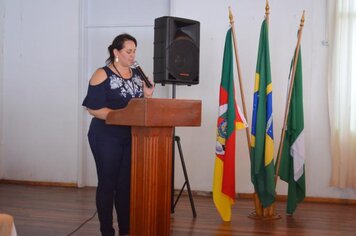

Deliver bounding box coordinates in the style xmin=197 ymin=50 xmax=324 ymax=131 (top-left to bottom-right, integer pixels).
xmin=86 ymin=68 xmax=112 ymax=120
xmin=87 ymin=107 xmax=112 ymax=120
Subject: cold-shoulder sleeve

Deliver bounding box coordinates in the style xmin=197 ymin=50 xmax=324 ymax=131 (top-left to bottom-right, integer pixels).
xmin=82 ymin=82 xmax=107 ymax=109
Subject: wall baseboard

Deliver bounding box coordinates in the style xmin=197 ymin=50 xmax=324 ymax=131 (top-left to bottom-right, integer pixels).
xmin=237 ymin=192 xmax=356 ymax=205
xmin=0 ymin=179 xmax=77 ymax=188
xmin=176 ymin=190 xmax=356 ymax=205
xmin=2 ymin=179 xmax=355 ymax=205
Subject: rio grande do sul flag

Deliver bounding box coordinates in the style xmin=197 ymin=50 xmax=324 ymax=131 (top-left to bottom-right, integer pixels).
xmin=213 ymin=28 xmax=247 ymax=222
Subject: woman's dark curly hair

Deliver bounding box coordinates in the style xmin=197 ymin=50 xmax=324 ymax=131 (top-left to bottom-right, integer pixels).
xmin=105 ymin=33 xmax=137 ymax=64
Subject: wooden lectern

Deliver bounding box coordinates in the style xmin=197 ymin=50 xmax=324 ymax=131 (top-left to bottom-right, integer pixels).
xmin=106 ymin=98 xmax=201 ymax=236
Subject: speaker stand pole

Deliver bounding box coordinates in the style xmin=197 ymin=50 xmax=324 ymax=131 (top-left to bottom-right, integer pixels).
xmin=170 ymin=84 xmax=197 ymax=218
xmin=171 ymin=84 xmax=176 ymax=214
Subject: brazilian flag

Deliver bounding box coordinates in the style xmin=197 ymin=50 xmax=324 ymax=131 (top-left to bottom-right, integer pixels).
xmin=251 ymin=19 xmax=276 ymax=208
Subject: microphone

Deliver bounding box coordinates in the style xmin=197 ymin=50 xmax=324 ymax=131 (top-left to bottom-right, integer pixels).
xmin=132 ymin=61 xmax=153 ymax=88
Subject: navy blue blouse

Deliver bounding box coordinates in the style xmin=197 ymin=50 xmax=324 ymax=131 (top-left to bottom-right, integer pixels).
xmin=82 ymin=66 xmax=144 ymax=137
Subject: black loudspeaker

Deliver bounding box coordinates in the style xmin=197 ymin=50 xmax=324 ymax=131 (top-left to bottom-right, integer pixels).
xmin=154 ymin=16 xmax=200 ymax=86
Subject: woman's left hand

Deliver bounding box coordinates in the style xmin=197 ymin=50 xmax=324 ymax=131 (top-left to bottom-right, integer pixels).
xmin=143 ymin=78 xmax=155 ymax=98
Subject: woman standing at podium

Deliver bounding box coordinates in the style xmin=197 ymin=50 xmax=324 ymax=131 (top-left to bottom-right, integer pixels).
xmin=82 ymin=33 xmax=154 ymax=236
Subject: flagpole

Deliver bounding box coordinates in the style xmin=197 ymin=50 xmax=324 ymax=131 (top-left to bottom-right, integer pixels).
xmin=228 ymin=7 xmax=252 ymax=154
xmin=261 ymin=0 xmax=279 ymax=218
xmin=229 ymin=5 xmax=277 ymax=219
xmin=265 ymin=0 xmax=270 ymax=25
xmin=275 ymin=11 xmax=305 ymax=185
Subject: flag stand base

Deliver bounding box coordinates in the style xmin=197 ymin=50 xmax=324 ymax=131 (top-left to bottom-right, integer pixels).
xmin=248 ymin=193 xmax=281 ymax=220
xmin=248 ymin=211 xmax=281 ymax=220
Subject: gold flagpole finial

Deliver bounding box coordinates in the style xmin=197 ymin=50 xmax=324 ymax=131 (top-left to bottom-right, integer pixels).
xmin=265 ymin=0 xmax=270 ymax=18
xmin=300 ymin=10 xmax=305 ymax=28
xmin=228 ymin=6 xmax=234 ymax=25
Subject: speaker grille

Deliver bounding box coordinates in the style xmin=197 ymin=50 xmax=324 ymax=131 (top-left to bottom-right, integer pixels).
xmin=168 ymin=38 xmax=199 ymax=84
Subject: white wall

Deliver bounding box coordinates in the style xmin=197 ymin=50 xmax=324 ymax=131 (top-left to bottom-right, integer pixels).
xmin=170 ymin=0 xmax=356 ymax=200
xmin=0 ymin=0 xmax=5 ymax=178
xmin=1 ymin=0 xmax=80 ymax=183
xmin=0 ymin=0 xmax=170 ymax=186
xmin=1 ymin=0 xmax=355 ymax=200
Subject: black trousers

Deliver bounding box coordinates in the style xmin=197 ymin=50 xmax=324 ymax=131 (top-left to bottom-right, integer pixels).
xmin=88 ymin=133 xmax=131 ymax=236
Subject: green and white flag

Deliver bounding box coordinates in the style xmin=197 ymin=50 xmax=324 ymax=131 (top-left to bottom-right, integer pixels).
xmin=278 ymin=47 xmax=305 ymax=214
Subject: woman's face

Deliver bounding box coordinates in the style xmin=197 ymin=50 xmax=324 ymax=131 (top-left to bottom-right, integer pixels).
xmin=115 ymin=40 xmax=136 ymax=67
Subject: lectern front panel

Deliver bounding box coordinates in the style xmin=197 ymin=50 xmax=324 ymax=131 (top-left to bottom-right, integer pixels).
xmin=130 ymin=127 xmax=173 ymax=235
